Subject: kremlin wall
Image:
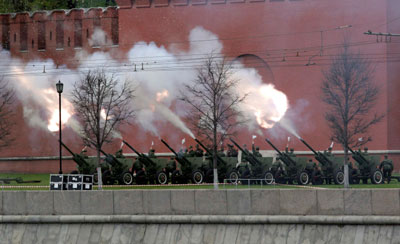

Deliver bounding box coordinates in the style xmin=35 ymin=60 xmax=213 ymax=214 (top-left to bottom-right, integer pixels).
xmin=0 ymin=0 xmax=399 ymax=173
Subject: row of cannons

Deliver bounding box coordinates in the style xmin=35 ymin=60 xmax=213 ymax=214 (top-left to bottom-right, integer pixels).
xmin=59 ymin=137 xmax=394 ymax=186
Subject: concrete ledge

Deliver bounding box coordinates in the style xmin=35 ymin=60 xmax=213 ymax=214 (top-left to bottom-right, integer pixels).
xmin=0 ymin=189 xmax=398 ymax=216
xmin=1 ymin=215 xmax=400 ymax=225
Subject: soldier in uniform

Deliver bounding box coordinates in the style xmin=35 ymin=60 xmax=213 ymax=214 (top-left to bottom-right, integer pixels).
xmin=227 ymin=144 xmax=238 ymax=157
xmin=148 ymin=148 xmax=156 ymax=158
xmin=326 ymin=147 xmax=333 ymax=156
xmin=80 ymin=147 xmax=88 ymax=159
xmin=379 ymin=155 xmax=394 ymax=183
xmin=115 ymin=149 xmax=125 ymax=158
xmin=188 ymin=146 xmax=195 ymax=157
xmin=305 ymin=158 xmax=317 ymax=175
xmin=195 ymin=144 xmax=204 ymax=157
xmin=288 ymin=148 xmax=296 ymax=157
xmin=252 ymin=143 xmax=262 ymax=157
xmin=218 ymin=145 xmax=226 ymax=157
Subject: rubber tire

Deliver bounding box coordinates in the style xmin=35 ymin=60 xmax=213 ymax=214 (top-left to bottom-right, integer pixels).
xmin=156 ymin=171 xmax=168 ymax=185
xmin=311 ymin=170 xmax=324 ymax=185
xmin=121 ymin=171 xmax=133 ymax=185
xmin=263 ymin=171 xmax=275 ymax=185
xmin=371 ymin=169 xmax=383 ymax=184
xmin=227 ymin=170 xmax=239 ymax=184
xmin=333 ymin=170 xmax=345 ymax=185
xmin=297 ymin=171 xmax=310 ymax=185
xmin=192 ymin=170 xmax=204 ymax=184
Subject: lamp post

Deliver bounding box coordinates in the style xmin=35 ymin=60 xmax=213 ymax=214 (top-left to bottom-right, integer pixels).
xmin=56 ymin=80 xmax=64 ymax=174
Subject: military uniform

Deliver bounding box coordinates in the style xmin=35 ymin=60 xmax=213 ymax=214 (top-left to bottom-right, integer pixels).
xmin=227 ymin=144 xmax=238 ymax=157
xmin=252 ymin=144 xmax=262 ymax=157
xmin=148 ymin=149 xmax=156 ymax=158
xmin=115 ymin=149 xmax=125 ymax=158
xmin=188 ymin=146 xmax=195 ymax=157
xmin=380 ymin=156 xmax=394 ymax=183
xmin=195 ymin=144 xmax=204 ymax=157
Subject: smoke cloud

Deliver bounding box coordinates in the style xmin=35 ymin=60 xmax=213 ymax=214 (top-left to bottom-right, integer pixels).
xmin=0 ymin=25 xmax=293 ymax=145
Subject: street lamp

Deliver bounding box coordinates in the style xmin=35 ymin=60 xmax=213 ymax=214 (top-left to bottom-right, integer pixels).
xmin=56 ymin=80 xmax=64 ymax=174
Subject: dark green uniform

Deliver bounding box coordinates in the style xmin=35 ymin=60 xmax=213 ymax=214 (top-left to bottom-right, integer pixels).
xmin=252 ymin=144 xmax=262 ymax=157
xmin=227 ymin=144 xmax=238 ymax=157
xmin=379 ymin=156 xmax=393 ymax=183
xmin=194 ymin=144 xmax=203 ymax=157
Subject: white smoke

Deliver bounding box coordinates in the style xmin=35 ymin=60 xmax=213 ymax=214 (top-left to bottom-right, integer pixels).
xmin=0 ymin=25 xmax=292 ymax=144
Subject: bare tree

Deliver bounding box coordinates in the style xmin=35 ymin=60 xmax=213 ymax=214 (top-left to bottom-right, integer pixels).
xmin=180 ymin=56 xmax=247 ymax=189
xmin=321 ymin=46 xmax=384 ymax=188
xmin=71 ymin=70 xmax=135 ymax=188
xmin=0 ymin=77 xmax=14 ymax=148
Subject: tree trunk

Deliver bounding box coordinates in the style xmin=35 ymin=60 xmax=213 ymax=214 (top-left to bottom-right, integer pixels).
xmin=213 ymin=126 xmax=218 ymax=190
xmin=97 ymin=147 xmax=103 ymax=190
xmin=343 ymin=147 xmax=350 ymax=189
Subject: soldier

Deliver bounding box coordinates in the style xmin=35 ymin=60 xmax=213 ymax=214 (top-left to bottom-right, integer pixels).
xmin=305 ymin=158 xmax=317 ymax=175
xmin=326 ymin=147 xmax=333 ymax=156
xmin=188 ymin=145 xmax=195 ymax=157
xmin=115 ymin=149 xmax=125 ymax=158
xmin=379 ymin=155 xmax=394 ymax=183
xmin=252 ymin=143 xmax=262 ymax=157
xmin=195 ymin=144 xmax=203 ymax=157
xmin=363 ymin=147 xmax=369 ymax=155
xmin=227 ymin=144 xmax=238 ymax=157
xmin=218 ymin=145 xmax=226 ymax=157
xmin=148 ymin=148 xmax=156 ymax=158
xmin=288 ymin=148 xmax=296 ymax=157
xmin=80 ymin=147 xmax=88 ymax=159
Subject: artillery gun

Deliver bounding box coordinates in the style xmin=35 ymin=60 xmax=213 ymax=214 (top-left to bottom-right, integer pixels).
xmin=195 ymin=139 xmax=244 ymax=184
xmin=265 ymin=138 xmax=310 ymax=185
xmin=123 ymin=140 xmax=174 ymax=185
xmin=98 ymin=148 xmax=134 ymax=185
xmin=349 ymin=148 xmax=383 ymax=184
xmin=161 ymin=139 xmax=208 ymax=184
xmin=300 ymin=138 xmax=346 ymax=185
xmin=60 ymin=140 xmax=106 ymax=176
xmin=229 ymin=139 xmax=274 ymax=185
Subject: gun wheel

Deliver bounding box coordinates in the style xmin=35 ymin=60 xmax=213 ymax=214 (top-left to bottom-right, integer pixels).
xmin=227 ymin=170 xmax=239 ymax=184
xmin=263 ymin=171 xmax=274 ymax=185
xmin=334 ymin=170 xmax=345 ymax=185
xmin=121 ymin=171 xmax=133 ymax=185
xmin=371 ymin=169 xmax=383 ymax=184
xmin=192 ymin=170 xmax=204 ymax=184
xmin=297 ymin=171 xmax=309 ymax=185
xmin=156 ymin=171 xmax=168 ymax=185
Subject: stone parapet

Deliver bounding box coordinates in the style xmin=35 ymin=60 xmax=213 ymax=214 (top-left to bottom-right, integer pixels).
xmin=0 ymin=189 xmax=397 ymax=216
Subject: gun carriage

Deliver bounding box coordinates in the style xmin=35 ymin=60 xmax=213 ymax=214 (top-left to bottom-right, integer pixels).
xmin=60 ymin=141 xmax=109 ymax=184
xmin=123 ymin=140 xmax=174 ymax=185
xmin=265 ymin=138 xmax=310 ymax=185
xmin=349 ymin=148 xmax=383 ymax=184
xmin=300 ymin=138 xmax=347 ymax=185
xmin=161 ymin=139 xmax=209 ymax=184
xmin=99 ymin=148 xmax=134 ymax=185
xmin=229 ymin=139 xmax=274 ymax=185
xmin=195 ymin=139 xmax=245 ymax=184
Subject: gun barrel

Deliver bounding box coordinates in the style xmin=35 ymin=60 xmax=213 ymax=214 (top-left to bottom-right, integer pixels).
xmin=264 ymin=138 xmax=284 ymax=157
xmin=161 ymin=139 xmax=179 ymax=157
xmin=348 ymin=147 xmax=356 ymax=154
xmin=123 ymin=140 xmax=143 ymax=157
xmin=229 ymin=139 xmax=248 ymax=155
xmin=299 ymin=138 xmax=318 ymax=155
xmin=195 ymin=138 xmax=227 ymax=166
xmin=194 ymin=139 xmax=212 ymax=155
xmin=59 ymin=140 xmax=75 ymax=156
